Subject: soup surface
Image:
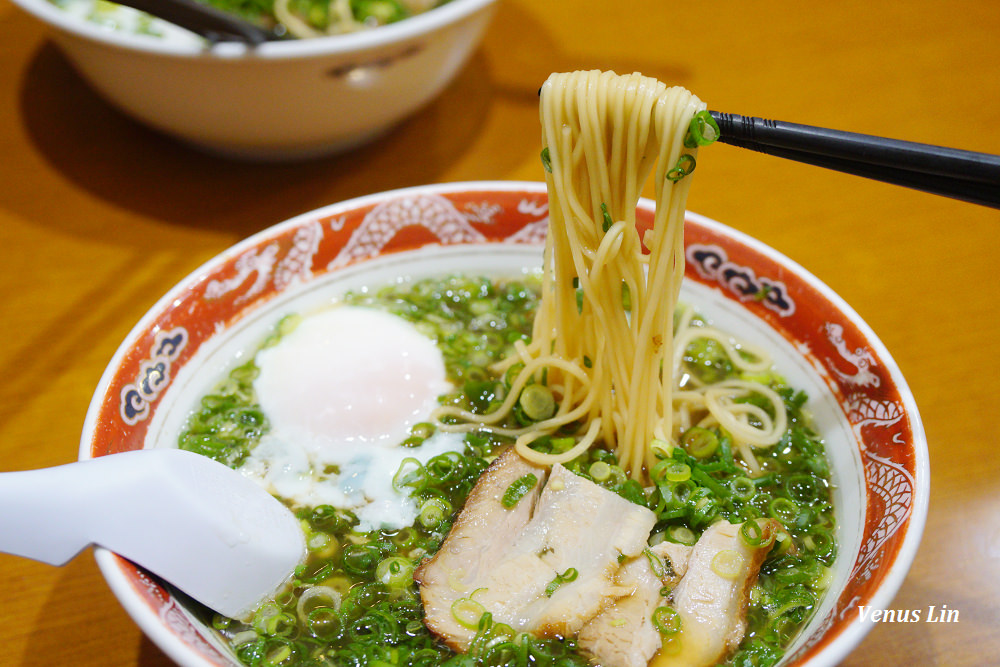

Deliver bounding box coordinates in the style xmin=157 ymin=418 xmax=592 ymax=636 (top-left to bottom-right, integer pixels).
xmin=178 ymin=273 xmax=836 ymax=667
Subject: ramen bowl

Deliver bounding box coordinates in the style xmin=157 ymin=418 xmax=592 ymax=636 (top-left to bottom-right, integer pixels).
xmin=81 ymin=181 xmax=928 ymax=666
xmin=9 ymin=0 xmax=496 ymax=159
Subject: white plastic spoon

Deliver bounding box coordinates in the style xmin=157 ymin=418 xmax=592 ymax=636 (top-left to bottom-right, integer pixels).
xmin=0 ymin=448 xmax=305 ymax=619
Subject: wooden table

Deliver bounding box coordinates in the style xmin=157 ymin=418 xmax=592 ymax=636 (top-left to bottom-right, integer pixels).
xmin=0 ymin=0 xmax=997 ymax=664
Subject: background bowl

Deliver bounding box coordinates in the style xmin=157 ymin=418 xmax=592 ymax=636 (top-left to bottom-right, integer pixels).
xmin=81 ymin=181 xmax=928 ymax=666
xmin=7 ymin=0 xmax=497 ymax=160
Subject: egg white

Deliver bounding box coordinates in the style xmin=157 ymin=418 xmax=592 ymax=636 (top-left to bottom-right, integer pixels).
xmin=238 ymin=305 xmax=462 ymax=531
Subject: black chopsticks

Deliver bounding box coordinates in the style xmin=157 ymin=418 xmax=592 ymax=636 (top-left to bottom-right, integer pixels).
xmin=708 ymin=111 xmax=1000 ymax=209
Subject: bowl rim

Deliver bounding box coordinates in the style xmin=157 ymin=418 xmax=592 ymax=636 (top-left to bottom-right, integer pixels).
xmin=8 ymin=0 xmax=497 ymax=59
xmin=84 ymin=180 xmax=929 ymax=667
xmin=681 ymin=212 xmax=930 ymax=666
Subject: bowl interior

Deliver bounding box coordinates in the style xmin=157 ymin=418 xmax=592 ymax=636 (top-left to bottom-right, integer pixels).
xmin=83 ymin=182 xmax=927 ymax=667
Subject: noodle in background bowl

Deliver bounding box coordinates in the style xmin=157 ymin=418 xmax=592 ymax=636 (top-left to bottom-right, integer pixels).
xmin=8 ymin=0 xmax=496 ymax=160
xmin=80 ymin=181 xmax=928 ymax=666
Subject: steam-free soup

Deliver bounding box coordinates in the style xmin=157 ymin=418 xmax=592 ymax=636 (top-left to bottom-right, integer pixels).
xmin=179 ymin=273 xmax=836 ymax=667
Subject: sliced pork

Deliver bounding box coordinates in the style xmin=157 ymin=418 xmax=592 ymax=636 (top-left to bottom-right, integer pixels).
xmin=655 ymin=519 xmax=781 ymax=667
xmin=474 ymin=463 xmax=657 ymax=638
xmin=578 ymin=541 xmax=693 ymax=667
xmin=416 ymin=450 xmax=657 ymax=651
xmin=414 ymin=447 xmax=547 ymax=650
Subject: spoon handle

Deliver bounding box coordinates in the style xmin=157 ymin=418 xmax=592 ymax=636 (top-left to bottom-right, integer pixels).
xmin=0 ymin=449 xmax=305 ymax=618
xmin=0 ymin=457 xmax=123 ymax=565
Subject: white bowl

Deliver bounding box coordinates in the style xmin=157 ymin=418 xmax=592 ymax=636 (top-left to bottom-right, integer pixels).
xmin=10 ymin=0 xmax=497 ymax=159
xmin=81 ymin=182 xmax=928 ymax=666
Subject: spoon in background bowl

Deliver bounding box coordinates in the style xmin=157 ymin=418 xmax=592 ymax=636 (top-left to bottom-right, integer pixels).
xmin=112 ymin=0 xmax=286 ymax=44
xmin=0 ymin=448 xmax=305 ymax=619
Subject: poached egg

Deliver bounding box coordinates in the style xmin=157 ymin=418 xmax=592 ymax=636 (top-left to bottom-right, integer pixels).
xmin=239 ymin=305 xmax=463 ymax=531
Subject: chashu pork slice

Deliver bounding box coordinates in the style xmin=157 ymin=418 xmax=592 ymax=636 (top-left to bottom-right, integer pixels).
xmin=578 ymin=541 xmax=693 ymax=667
xmin=414 ymin=447 xmax=547 ymax=651
xmin=416 ymin=454 xmax=657 ymax=651
xmin=656 ymin=519 xmax=782 ymax=667
xmin=473 ymin=463 xmax=658 ymax=638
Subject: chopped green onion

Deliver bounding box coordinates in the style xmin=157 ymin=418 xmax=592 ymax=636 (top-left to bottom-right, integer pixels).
xmin=305 ymin=607 xmax=342 ymax=641
xmin=666 ymin=154 xmax=697 ymax=182
xmin=306 ymin=531 xmax=331 ymax=552
xmin=353 ymin=0 xmax=407 ymax=24
xmin=418 ymin=497 xmax=452 ymax=527
xmin=650 ymin=459 xmax=672 ymax=484
xmin=341 ymin=544 xmax=381 ymax=575
xmin=811 ymin=564 xmax=835 ymax=592
xmin=550 ymin=436 xmax=576 ymax=453
xmin=730 ymin=476 xmax=757 ymax=502
xmin=643 ymin=548 xmax=674 ymax=580
xmin=260 ymin=610 xmax=297 ymax=638
xmin=710 ymin=549 xmax=745 ymax=579
xmin=684 ymin=110 xmax=721 ymax=148
xmin=544 ymin=567 xmax=579 ymax=596
xmin=276 ymin=312 xmax=302 ymax=337
xmin=541 ymin=147 xmax=552 ymax=173
xmin=767 ymin=614 xmax=801 ymax=645
xmin=784 ymin=473 xmax=822 ymax=504
xmin=739 ymin=519 xmax=772 ymax=548
xmin=452 ymin=597 xmax=486 ymax=629
xmin=769 ymin=497 xmax=800 ymax=525
xmin=600 ymin=202 xmax=614 ymax=232
xmin=589 ymin=461 xmax=612 ymax=482
xmin=753 ymin=284 xmax=774 ymax=303
xmin=650 ymin=438 xmax=674 ymax=459
xmin=805 ymin=529 xmax=836 ymax=560
xmin=769 ymin=587 xmax=816 ymax=619
xmin=502 ymin=473 xmax=538 ymax=508
xmin=390 ymin=526 xmax=418 ymax=548
xmin=518 ymin=384 xmax=556 ymax=421
xmin=375 ymin=556 xmax=415 ymax=589
xmin=426 ymin=451 xmax=465 ymax=482
xmin=651 ymin=606 xmax=682 ymax=635
xmin=667 ymin=525 xmax=697 ymax=546
xmin=263 ymin=643 xmax=293 ymax=665
xmin=681 ymin=426 xmax=719 ymax=458
xmin=664 ymin=461 xmax=691 ymax=483
xmin=392 ymin=457 xmax=427 ymax=493
xmin=772 ymin=527 xmax=794 ymax=556
xmin=251 ymin=602 xmax=281 ymax=634
xmin=410 ymin=422 xmax=436 ymax=439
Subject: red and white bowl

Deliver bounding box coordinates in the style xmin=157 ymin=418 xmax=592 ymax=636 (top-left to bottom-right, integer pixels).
xmin=9 ymin=0 xmax=497 ymax=160
xmin=81 ymin=181 xmax=928 ymax=666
